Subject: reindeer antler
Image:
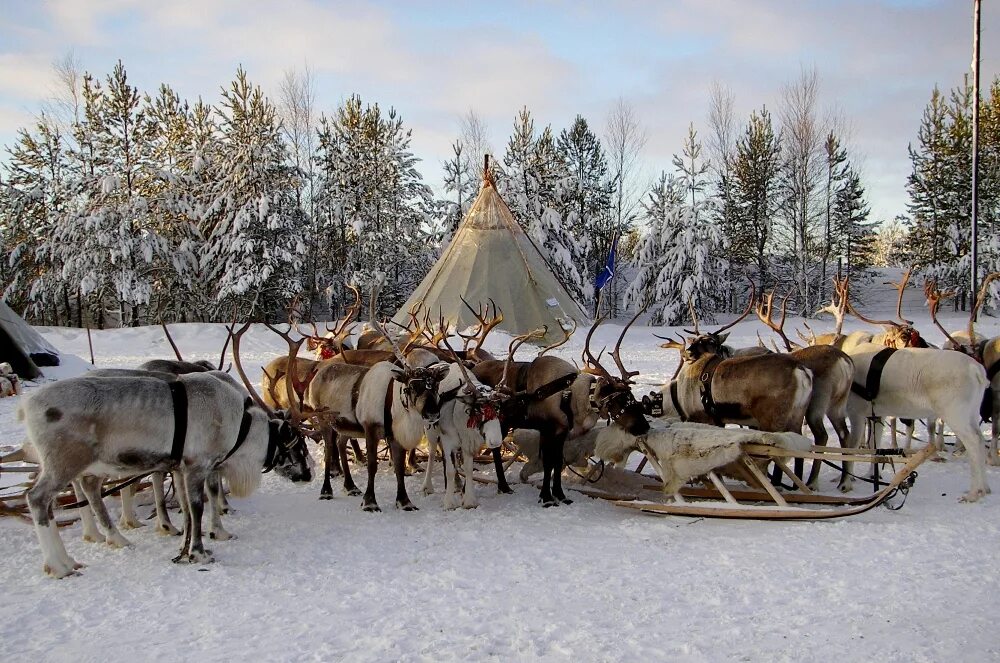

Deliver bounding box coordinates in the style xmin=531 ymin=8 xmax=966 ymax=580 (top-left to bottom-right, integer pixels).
xmin=969 ymin=273 xmax=1000 ymax=348
xmin=160 ymin=322 xmax=184 ymax=361
xmin=609 ymin=307 xmax=645 ymax=383
xmin=888 ymin=266 xmax=915 ymax=325
xmin=228 ymin=321 xmax=274 ymax=415
xmin=263 ymin=323 xmax=313 ymax=426
xmin=368 ymin=284 xmax=409 ymax=365
xmin=755 ymin=290 xmax=799 ymax=351
xmin=498 ymin=327 xmax=547 ymax=394
xmin=538 ymin=318 xmax=577 ymax=356
xmin=923 ymin=279 xmax=965 ymax=351
xmin=458 ymin=296 xmax=504 ymax=355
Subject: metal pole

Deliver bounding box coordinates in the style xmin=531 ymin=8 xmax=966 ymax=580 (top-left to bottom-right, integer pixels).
xmin=972 ymin=0 xmax=981 ymax=317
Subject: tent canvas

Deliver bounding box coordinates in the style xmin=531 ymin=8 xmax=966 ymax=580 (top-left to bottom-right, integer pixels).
xmin=0 ymin=300 xmax=60 ymax=379
xmin=393 ymin=169 xmax=589 ymax=343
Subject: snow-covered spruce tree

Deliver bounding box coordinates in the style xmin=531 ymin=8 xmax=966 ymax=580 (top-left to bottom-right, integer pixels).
xmin=441 ymin=139 xmax=474 ymax=236
xmin=143 ymin=84 xmax=210 ymax=321
xmin=558 ymin=115 xmax=613 ymax=310
xmin=831 ymin=165 xmax=877 ymax=281
xmin=202 ymin=67 xmax=303 ymax=320
xmin=625 ymin=165 xmax=726 ymax=327
xmin=730 ymin=106 xmax=782 ymax=295
xmin=2 ymin=115 xmax=72 ymax=323
xmin=500 ymin=108 xmax=590 ymax=308
xmin=315 ymin=96 xmax=435 ymax=318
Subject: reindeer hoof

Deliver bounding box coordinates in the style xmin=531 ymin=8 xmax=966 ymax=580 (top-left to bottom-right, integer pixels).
xmin=345 ymin=487 xmax=362 ymax=497
xmin=539 ymin=496 xmax=559 ymax=507
xmin=106 ymin=533 xmax=132 ymax=549
xmin=497 ymin=485 xmax=514 ymax=495
xmin=396 ymin=501 xmax=419 ymax=512
xmin=157 ymin=524 xmax=181 ymax=536
xmin=118 ymin=519 xmax=145 ymax=531
xmin=319 ymin=494 xmax=334 ymax=501
xmin=43 ymin=562 xmax=80 ymax=579
xmin=209 ymin=530 xmax=234 ymax=541
xmin=362 ymin=502 xmax=381 ymax=513
xmin=558 ymin=497 xmax=574 ymax=505
xmin=462 ymin=501 xmax=479 ymax=510
xmin=960 ymin=489 xmax=987 ymax=503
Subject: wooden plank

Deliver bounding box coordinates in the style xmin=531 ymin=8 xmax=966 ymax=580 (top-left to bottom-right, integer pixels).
xmin=774 ymin=458 xmax=814 ymax=494
xmin=671 ymin=485 xmax=875 ymax=506
xmin=706 ymin=471 xmax=738 ymax=504
xmin=741 ymin=457 xmax=788 ymax=506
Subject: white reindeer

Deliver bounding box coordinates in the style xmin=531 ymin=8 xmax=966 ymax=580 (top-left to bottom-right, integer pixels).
xmin=421 ymin=362 xmax=503 ymax=509
xmin=18 ymin=371 xmax=312 ymax=578
xmin=843 ymin=343 xmax=990 ymax=501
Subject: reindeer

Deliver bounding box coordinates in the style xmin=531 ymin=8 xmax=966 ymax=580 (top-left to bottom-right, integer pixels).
xmin=419 ymin=331 xmax=504 ymax=509
xmin=472 ymin=313 xmax=649 ymax=506
xmin=925 ymin=276 xmax=1000 ymax=465
xmin=655 ymin=287 xmax=813 ymax=430
xmin=753 ymin=291 xmax=855 ymax=487
xmin=17 ymin=368 xmax=312 ymax=578
xmin=293 ymin=289 xmax=449 ymax=512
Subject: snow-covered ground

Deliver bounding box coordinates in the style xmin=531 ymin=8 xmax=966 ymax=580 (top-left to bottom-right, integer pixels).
xmin=3 ymin=279 xmax=1000 ymax=662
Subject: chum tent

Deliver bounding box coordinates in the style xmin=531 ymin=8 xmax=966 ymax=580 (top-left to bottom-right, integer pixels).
xmin=393 ymin=163 xmax=590 ymax=344
xmin=0 ymin=300 xmax=60 ymax=379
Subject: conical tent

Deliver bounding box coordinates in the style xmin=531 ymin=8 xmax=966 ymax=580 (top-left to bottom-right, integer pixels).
xmin=393 ymin=169 xmax=589 ymax=343
xmin=0 ymin=299 xmax=60 ymax=379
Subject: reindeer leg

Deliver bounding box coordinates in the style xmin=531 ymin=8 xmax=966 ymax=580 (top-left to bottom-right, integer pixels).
xmin=339 ymin=434 xmax=361 ymax=496
xmin=421 ymin=430 xmax=437 ymax=496
xmin=320 ymin=429 xmax=336 ymax=500
xmin=391 ymin=440 xmax=418 ymax=511
xmin=538 ymin=432 xmax=558 ymax=507
xmin=72 ymin=479 xmax=101 ymax=543
xmin=551 ymin=432 xmax=572 ymax=505
xmin=493 ymin=445 xmax=513 ymax=494
xmin=350 ymin=438 xmax=366 ymax=465
xmin=806 ymin=412 xmax=828 ymax=489
xmin=949 ymin=415 xmax=991 ymax=502
xmin=405 ymin=447 xmax=421 ymax=476
xmin=29 ymin=472 xmax=84 ymax=578
xmin=206 ymin=471 xmax=233 ymax=541
xmin=118 ymin=479 xmax=144 ymax=530
xmin=462 ymin=446 xmax=479 ymax=509
xmin=151 ymin=472 xmax=180 ymax=536
xmin=174 ymin=468 xmax=213 ymax=564
xmin=78 ymin=475 xmax=132 ymax=549
xmin=173 ymin=472 xmax=194 ymax=561
xmin=991 ymin=403 xmax=1000 ymax=466
xmin=442 ymin=447 xmax=458 ymax=510
xmin=361 ymin=429 xmax=381 ymax=512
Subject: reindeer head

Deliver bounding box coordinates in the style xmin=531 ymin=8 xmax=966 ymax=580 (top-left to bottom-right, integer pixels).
xmin=582 ymin=311 xmax=650 ymax=436
xmin=460 ymin=384 xmax=504 ymax=448
xmin=392 ymin=363 xmax=450 ymax=424
xmin=266 ymin=413 xmax=313 ymax=482
xmin=678 ymin=282 xmax=754 ymax=363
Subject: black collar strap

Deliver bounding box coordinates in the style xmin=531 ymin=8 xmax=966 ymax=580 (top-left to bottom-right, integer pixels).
xmin=384 ymin=382 xmax=395 ymax=441
xmin=218 ymin=397 xmax=255 ymax=467
xmin=439 ymin=386 xmax=460 ymax=405
xmin=168 ymin=381 xmax=188 ymax=463
xmin=669 ymin=381 xmax=685 ymax=420
xmin=263 ymin=422 xmax=280 ymax=473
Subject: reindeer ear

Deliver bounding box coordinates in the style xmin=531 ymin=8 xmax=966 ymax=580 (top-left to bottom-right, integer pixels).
xmin=433 ymin=364 xmax=451 ymax=380
xmin=718 ymin=332 xmax=730 ymax=344
xmin=306 ymin=338 xmax=319 ymax=350
xmin=390 ymin=367 xmax=407 ymax=383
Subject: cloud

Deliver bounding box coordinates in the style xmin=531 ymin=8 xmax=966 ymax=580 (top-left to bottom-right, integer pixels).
xmin=1 ymin=0 xmax=997 ymax=217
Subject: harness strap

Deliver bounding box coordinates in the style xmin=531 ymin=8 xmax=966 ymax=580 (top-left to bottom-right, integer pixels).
xmin=439 ymin=386 xmax=460 ymax=406
xmin=699 ymin=357 xmax=725 ymax=427
xmin=218 ymin=397 xmax=255 ymax=466
xmin=851 ymin=347 xmax=896 ymax=402
xmin=384 ymin=383 xmax=395 ymax=442
xmin=987 ymin=358 xmax=1000 ymax=382
xmin=669 ymin=381 xmax=685 ymax=420
xmin=168 ymin=381 xmax=188 ymax=463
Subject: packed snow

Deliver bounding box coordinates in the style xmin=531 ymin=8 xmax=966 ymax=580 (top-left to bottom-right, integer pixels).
xmin=3 ymin=290 xmax=1000 ymax=661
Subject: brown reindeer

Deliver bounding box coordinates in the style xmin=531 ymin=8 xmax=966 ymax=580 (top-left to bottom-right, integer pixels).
xmin=472 ymin=314 xmax=649 ymax=506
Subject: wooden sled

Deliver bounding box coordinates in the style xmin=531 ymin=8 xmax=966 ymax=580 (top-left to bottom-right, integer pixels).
xmin=613 ymin=443 xmax=936 ymax=521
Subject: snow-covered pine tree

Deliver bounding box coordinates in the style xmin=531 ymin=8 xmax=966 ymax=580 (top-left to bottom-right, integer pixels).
xmin=500 ymin=108 xmax=590 ymax=308
xmin=625 ymin=159 xmax=726 ymax=327
xmin=202 ymin=67 xmax=303 ymax=320
xmin=558 ymin=115 xmax=613 ymax=310
xmin=315 ymin=96 xmax=435 ymax=318
xmin=730 ymin=106 xmax=782 ymax=294
xmin=2 ymin=115 xmax=75 ymax=324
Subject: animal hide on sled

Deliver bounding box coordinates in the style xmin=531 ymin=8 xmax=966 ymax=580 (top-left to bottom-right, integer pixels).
xmin=594 ymin=420 xmax=811 ymax=495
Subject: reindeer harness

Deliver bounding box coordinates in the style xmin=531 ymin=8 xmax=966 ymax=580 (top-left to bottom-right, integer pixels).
xmin=850 ymin=347 xmax=897 ymax=403
xmin=499 ymin=371 xmax=577 ymax=430
xmin=698 ymin=356 xmax=745 ymax=426
xmin=167 ymin=380 xmax=256 ymax=468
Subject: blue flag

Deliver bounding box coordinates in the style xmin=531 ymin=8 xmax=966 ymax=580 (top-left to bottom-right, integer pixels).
xmin=594 ymin=234 xmax=619 ymax=291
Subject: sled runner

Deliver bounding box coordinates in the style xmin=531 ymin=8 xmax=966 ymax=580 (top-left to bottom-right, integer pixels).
xmin=613 ymin=443 xmax=935 ymax=521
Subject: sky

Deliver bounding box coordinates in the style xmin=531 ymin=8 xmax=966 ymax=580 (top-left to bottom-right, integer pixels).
xmin=1 ymin=0 xmax=997 ymax=223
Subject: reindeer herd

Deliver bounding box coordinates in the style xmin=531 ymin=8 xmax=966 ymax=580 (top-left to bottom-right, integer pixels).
xmin=10 ymin=273 xmax=1000 ymax=578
